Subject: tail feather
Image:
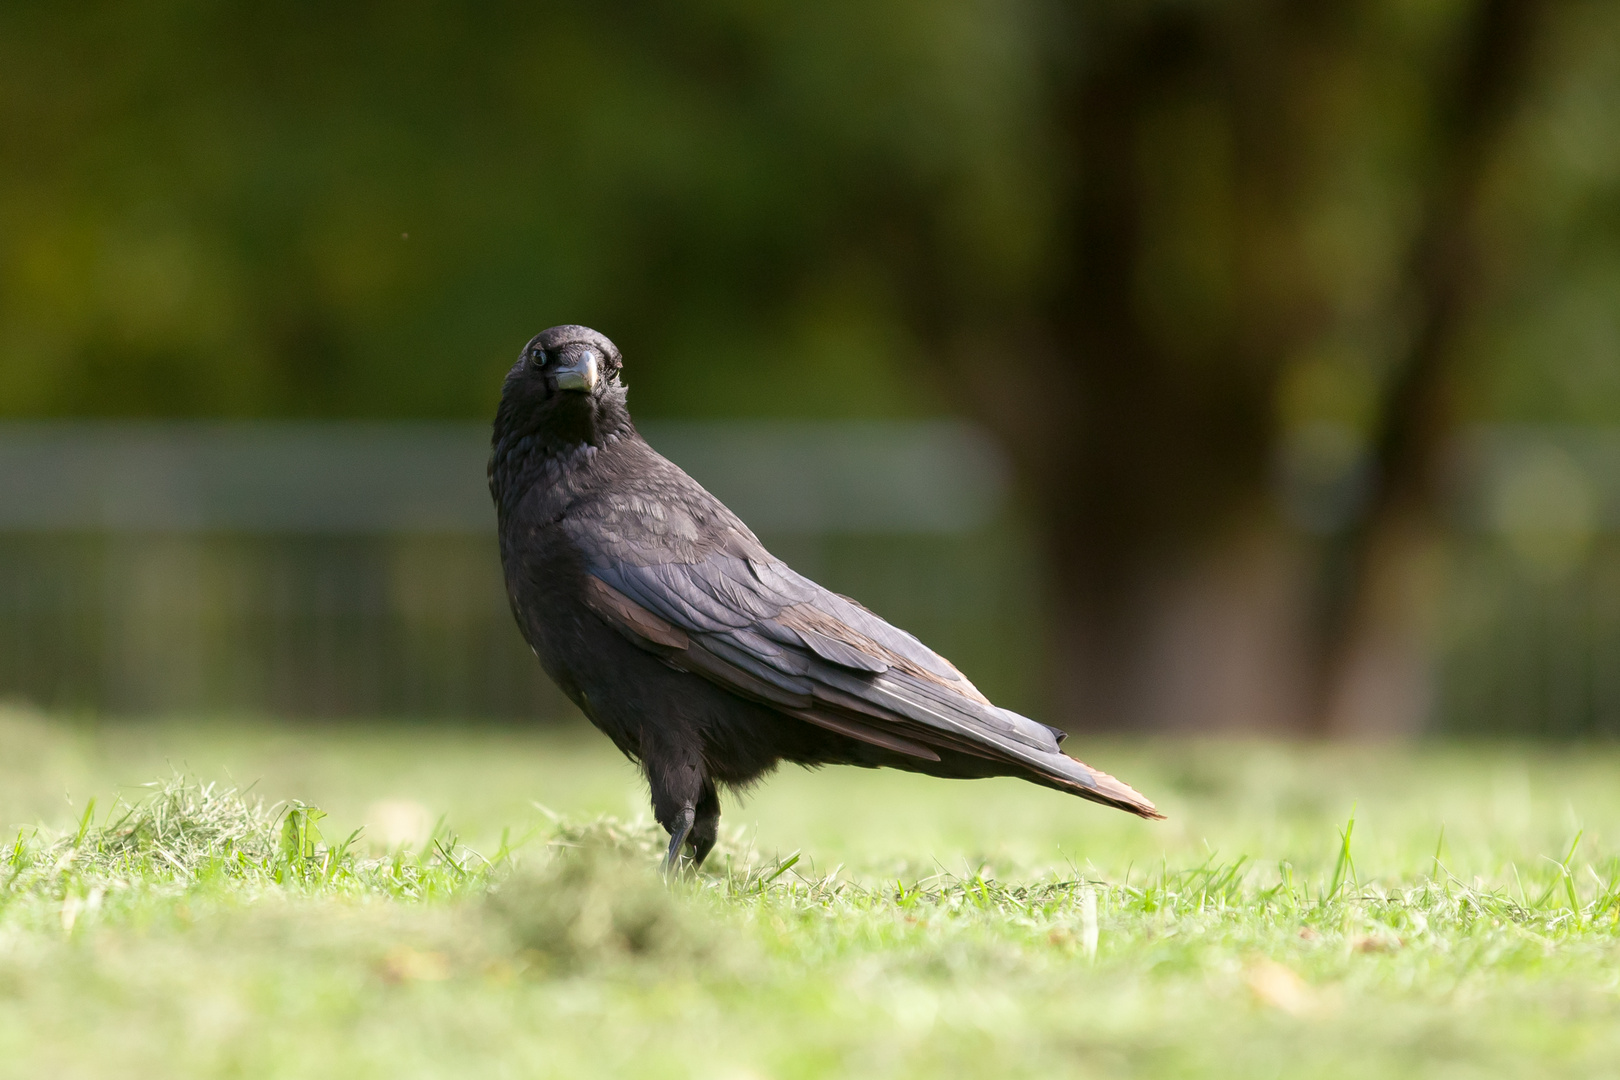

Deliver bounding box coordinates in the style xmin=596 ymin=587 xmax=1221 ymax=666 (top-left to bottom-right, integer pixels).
xmin=1042 ymin=753 xmax=1164 ymax=820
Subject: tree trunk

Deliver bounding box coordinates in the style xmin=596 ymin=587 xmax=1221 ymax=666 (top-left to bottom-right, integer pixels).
xmin=1318 ymin=0 xmax=1548 ymax=737
xmin=893 ymin=0 xmax=1548 ymax=735
xmin=903 ymin=1 xmax=1343 ymax=730
xmin=1049 ymin=524 xmax=1316 ymax=733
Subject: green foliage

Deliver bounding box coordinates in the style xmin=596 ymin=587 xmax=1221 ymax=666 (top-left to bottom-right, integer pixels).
xmin=0 ymin=0 xmax=995 ymax=420
xmin=3 ymin=2 xmax=1616 ymax=427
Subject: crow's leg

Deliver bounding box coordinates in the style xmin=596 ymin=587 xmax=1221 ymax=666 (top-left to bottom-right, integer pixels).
xmin=647 ymin=746 xmax=706 ymax=876
xmin=689 ymin=780 xmax=721 ymax=870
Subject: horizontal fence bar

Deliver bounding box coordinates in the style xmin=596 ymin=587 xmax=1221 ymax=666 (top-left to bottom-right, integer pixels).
xmin=2 ymin=421 xmax=1619 ymax=731
xmin=0 ymin=420 xmax=1010 ymax=536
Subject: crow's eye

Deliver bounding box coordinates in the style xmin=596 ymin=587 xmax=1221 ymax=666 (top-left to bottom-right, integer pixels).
xmin=531 ymin=350 xmax=547 ymax=367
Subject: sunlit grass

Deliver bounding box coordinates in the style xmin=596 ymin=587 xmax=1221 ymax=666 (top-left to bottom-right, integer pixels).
xmin=4 ymin=707 xmax=1620 ymax=1078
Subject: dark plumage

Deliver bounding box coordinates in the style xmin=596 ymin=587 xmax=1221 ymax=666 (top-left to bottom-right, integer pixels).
xmin=491 ymin=325 xmax=1161 ymax=872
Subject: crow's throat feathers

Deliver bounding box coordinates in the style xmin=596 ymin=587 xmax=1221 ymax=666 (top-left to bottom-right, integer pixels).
xmin=489 ymin=380 xmax=634 ymax=518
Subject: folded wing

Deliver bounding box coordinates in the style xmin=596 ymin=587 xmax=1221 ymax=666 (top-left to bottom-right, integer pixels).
xmin=583 ymin=552 xmax=1161 ymax=819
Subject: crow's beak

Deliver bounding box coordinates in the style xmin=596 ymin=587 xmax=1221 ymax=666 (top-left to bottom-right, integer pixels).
xmin=551 ymin=350 xmax=599 ymax=393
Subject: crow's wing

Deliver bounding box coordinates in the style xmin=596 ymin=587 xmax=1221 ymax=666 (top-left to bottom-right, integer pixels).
xmin=583 ymin=552 xmax=1161 ymax=818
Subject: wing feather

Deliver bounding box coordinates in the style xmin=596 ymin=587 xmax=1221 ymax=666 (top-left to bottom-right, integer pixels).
xmin=583 ymin=555 xmax=1161 ymax=818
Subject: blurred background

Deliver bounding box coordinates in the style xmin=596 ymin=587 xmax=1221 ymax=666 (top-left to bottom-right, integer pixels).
xmin=1 ymin=0 xmax=1617 ymax=738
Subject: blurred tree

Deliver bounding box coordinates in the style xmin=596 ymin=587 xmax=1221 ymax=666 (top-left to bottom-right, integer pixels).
xmin=1316 ymin=0 xmax=1550 ymax=735
xmin=0 ymin=0 xmax=951 ymax=420
xmin=877 ymin=0 xmax=1559 ymax=733
xmin=1 ymin=0 xmax=1617 ymax=732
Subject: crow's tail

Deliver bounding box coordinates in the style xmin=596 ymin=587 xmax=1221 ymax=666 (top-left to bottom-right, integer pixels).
xmin=1037 ymin=753 xmax=1165 ymax=819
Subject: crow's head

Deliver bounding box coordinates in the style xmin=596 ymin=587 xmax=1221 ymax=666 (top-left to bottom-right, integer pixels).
xmin=492 ymin=326 xmax=632 ymax=485
xmin=515 ymin=325 xmax=624 ymax=399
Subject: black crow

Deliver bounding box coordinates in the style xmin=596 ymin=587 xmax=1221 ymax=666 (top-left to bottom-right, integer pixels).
xmin=490 ymin=325 xmax=1162 ymax=873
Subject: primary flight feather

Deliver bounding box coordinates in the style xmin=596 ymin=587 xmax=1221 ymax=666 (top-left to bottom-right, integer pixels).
xmin=490 ymin=325 xmax=1161 ymax=872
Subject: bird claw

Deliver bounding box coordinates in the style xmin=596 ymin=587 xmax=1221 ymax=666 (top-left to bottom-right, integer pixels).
xmin=662 ymin=804 xmax=696 ymax=878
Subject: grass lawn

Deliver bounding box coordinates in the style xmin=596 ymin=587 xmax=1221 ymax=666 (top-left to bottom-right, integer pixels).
xmin=4 ymin=705 xmax=1620 ymax=1078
